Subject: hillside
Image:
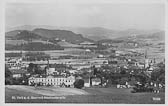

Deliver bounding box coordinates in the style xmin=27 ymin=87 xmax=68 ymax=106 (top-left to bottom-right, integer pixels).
xmin=137 ymin=31 xmax=165 ymax=41
xmin=5 ymin=30 xmax=22 ymax=38
xmin=69 ymin=27 xmax=116 ymax=41
xmin=113 ymin=31 xmax=165 ymax=41
xmin=98 ymin=31 xmax=165 ymax=46
xmin=5 ymin=25 xmax=164 ymax=41
xmin=5 ymin=42 xmax=64 ymax=51
xmin=5 ymin=30 xmax=43 ymax=40
xmin=32 ymin=28 xmax=93 ymax=44
xmin=65 ymin=28 xmax=162 ymax=41
xmin=15 ymin=30 xmax=43 ymax=40
xmin=6 ymin=28 xmax=94 ymax=44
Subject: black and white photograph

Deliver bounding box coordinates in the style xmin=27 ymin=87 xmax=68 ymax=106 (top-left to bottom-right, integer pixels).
xmin=4 ymin=0 xmax=166 ymax=104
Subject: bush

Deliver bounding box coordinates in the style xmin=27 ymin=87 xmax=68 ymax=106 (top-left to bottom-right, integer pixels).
xmin=74 ymin=79 xmax=84 ymax=89
xmin=5 ymin=78 xmax=13 ymax=85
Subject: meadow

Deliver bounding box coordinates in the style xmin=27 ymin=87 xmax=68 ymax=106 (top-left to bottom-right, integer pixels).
xmin=5 ymin=85 xmax=165 ymax=104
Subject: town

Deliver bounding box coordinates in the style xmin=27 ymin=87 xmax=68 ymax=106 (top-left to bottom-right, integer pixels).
xmin=5 ymin=1 xmax=165 ymax=103
xmin=5 ymin=34 xmax=165 ymax=93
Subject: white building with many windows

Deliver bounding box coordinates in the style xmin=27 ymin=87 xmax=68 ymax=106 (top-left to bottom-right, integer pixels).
xmin=28 ymin=75 xmax=75 ymax=87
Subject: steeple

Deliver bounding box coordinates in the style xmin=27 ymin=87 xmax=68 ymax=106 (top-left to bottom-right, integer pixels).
xmin=145 ymin=49 xmax=147 ymax=59
xmin=144 ymin=49 xmax=149 ymax=68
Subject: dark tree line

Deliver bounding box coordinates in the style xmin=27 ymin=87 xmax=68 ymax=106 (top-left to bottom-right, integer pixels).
xmin=5 ymin=66 xmax=29 ymax=85
xmin=27 ymin=63 xmax=46 ymax=75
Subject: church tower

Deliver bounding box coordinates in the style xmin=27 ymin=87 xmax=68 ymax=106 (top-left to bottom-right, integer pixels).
xmin=144 ymin=49 xmax=149 ymax=68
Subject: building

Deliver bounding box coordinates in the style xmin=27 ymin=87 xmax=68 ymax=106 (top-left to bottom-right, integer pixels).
xmin=11 ymin=69 xmax=27 ymax=78
xmin=84 ymin=79 xmax=90 ymax=87
xmin=144 ymin=49 xmax=149 ymax=68
xmin=137 ymin=62 xmax=145 ymax=69
xmin=80 ymin=41 xmax=97 ymax=48
xmin=69 ymin=70 xmax=77 ymax=74
xmin=28 ymin=75 xmax=75 ymax=87
xmin=91 ymin=77 xmax=101 ymax=86
xmin=5 ymin=58 xmax=23 ymax=69
xmin=115 ymin=50 xmax=125 ymax=56
xmin=97 ymin=54 xmax=105 ymax=58
xmin=46 ymin=67 xmax=56 ymax=75
xmin=127 ymin=41 xmax=138 ymax=47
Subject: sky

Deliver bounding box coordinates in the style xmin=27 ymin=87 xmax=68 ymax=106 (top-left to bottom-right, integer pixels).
xmin=5 ymin=0 xmax=165 ymax=30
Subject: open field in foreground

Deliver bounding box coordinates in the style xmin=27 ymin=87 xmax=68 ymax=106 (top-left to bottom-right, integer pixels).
xmin=5 ymin=85 xmax=165 ymax=104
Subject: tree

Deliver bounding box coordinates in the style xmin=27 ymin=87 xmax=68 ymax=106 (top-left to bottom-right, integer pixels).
xmin=93 ymin=68 xmax=98 ymax=75
xmin=5 ymin=66 xmax=12 ymax=78
xmin=74 ymin=79 xmax=84 ymax=89
xmin=135 ymin=72 xmax=149 ymax=84
xmin=27 ymin=63 xmax=35 ymax=74
xmin=5 ymin=66 xmax=12 ymax=85
xmin=119 ymin=77 xmax=128 ymax=85
xmin=120 ymin=70 xmax=126 ymax=74
xmin=34 ymin=65 xmax=44 ymax=75
xmin=151 ymin=62 xmax=165 ymax=84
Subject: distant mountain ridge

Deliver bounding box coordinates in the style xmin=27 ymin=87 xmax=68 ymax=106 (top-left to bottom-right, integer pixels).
xmin=99 ymin=31 xmax=165 ymax=44
xmin=137 ymin=31 xmax=165 ymax=40
xmin=6 ymin=25 xmax=164 ymax=41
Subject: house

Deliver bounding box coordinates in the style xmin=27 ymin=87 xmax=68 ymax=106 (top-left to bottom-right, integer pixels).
xmin=85 ymin=49 xmax=91 ymax=52
xmin=147 ymin=67 xmax=154 ymax=72
xmin=97 ymin=54 xmax=105 ymax=58
xmin=69 ymin=70 xmax=77 ymax=74
xmin=11 ymin=69 xmax=27 ymax=78
xmin=5 ymin=58 xmax=23 ymax=69
xmin=115 ymin=50 xmax=126 ymax=56
xmin=28 ymin=75 xmax=75 ymax=87
xmin=84 ymin=79 xmax=90 ymax=87
xmin=46 ymin=67 xmax=56 ymax=75
xmin=91 ymin=77 xmax=101 ymax=86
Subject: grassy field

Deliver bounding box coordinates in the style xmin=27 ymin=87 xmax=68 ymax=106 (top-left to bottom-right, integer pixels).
xmin=5 ymin=85 xmax=165 ymax=104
